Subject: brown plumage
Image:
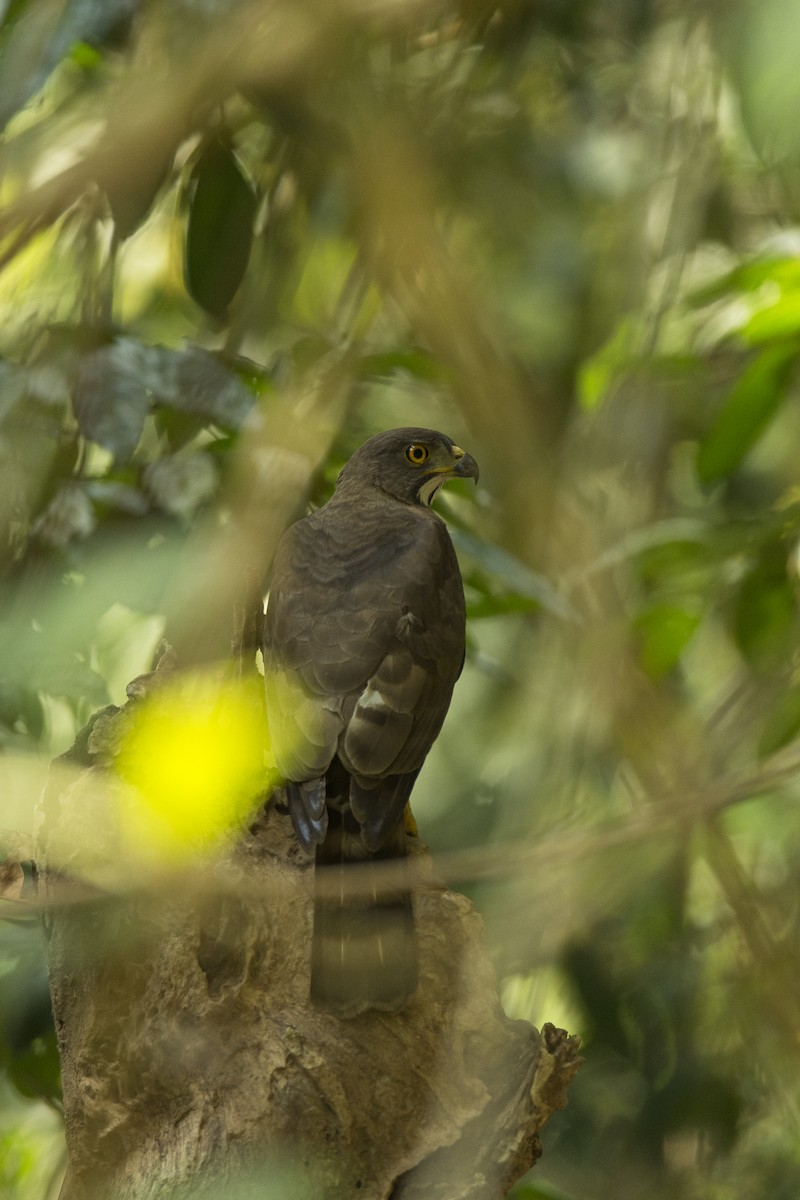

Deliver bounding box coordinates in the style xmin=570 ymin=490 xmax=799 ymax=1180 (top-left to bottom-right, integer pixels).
xmin=262 ymin=427 xmax=478 ymax=1016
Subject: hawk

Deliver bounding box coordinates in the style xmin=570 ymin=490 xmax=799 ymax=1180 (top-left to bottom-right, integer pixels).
xmin=262 ymin=427 xmax=478 ymax=1016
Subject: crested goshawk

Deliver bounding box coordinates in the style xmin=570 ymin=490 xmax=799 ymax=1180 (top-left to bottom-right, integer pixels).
xmin=262 ymin=427 xmax=478 ymax=1016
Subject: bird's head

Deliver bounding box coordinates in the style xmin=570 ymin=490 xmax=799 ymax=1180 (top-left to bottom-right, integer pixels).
xmin=336 ymin=427 xmax=479 ymax=507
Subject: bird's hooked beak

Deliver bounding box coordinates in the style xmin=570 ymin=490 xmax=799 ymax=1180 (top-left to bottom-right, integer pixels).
xmin=450 ymin=446 xmax=480 ymax=484
xmin=417 ymin=443 xmax=479 ymax=506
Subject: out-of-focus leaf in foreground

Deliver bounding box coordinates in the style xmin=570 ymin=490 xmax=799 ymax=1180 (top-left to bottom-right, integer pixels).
xmin=116 ymin=672 xmax=272 ymax=869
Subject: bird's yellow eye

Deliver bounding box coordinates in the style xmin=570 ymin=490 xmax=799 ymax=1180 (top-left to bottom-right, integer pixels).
xmin=405 ymin=443 xmax=429 ymax=465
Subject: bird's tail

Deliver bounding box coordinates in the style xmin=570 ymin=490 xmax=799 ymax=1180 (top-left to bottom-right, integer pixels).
xmin=310 ymin=808 xmax=417 ymax=1017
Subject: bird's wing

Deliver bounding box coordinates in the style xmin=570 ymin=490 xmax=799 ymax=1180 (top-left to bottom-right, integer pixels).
xmin=263 ymin=505 xmax=465 ymax=793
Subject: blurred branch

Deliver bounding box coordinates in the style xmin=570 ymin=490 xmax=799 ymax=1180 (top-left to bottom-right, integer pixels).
xmin=639 ymin=17 xmax=722 ymax=357
xmin=352 ymin=115 xmax=544 ymax=458
xmin=17 ymin=727 xmax=800 ymax=920
xmin=0 ymin=0 xmax=457 ymax=256
xmin=703 ymin=818 xmax=800 ymax=1048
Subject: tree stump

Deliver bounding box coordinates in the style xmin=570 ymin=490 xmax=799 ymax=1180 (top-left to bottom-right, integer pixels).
xmin=36 ymin=655 xmax=581 ymax=1199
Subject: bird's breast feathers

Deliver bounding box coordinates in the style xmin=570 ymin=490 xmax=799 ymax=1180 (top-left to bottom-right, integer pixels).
xmin=264 ymin=499 xmax=465 ymax=782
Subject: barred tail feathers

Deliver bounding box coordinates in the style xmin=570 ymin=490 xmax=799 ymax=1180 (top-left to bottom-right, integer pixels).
xmin=310 ymin=808 xmax=417 ymax=1017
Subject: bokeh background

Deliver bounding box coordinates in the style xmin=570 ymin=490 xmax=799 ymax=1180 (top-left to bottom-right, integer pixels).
xmin=3 ymin=1 xmax=800 ymax=1196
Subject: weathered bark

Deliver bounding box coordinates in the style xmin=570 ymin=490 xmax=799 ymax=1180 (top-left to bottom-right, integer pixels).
xmin=37 ymin=657 xmax=581 ymax=1200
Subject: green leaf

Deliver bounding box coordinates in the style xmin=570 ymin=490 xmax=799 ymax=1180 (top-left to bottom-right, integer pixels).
xmin=142 ymin=453 xmax=219 ymax=520
xmin=743 ymin=291 xmax=800 ymax=344
xmin=635 ymin=537 xmax=710 ymax=588
xmin=153 ymin=406 xmax=209 ymax=452
xmin=634 ymin=604 xmax=701 ymax=679
xmin=184 ymin=136 xmax=258 ymax=320
xmin=0 ymin=681 xmax=44 ymax=740
xmin=688 ymin=257 xmax=800 ymax=307
xmin=7 ymin=1032 xmax=61 ymax=1105
xmin=69 ymin=41 xmax=102 ymax=71
xmin=577 ymin=318 xmax=635 ymax=410
xmin=72 ymin=340 xmax=151 ymax=460
xmin=32 ymin=484 xmax=96 ymax=548
xmin=0 ymin=946 xmax=61 ymax=1105
xmin=696 ymin=344 xmax=796 ymax=486
xmin=758 ymin=685 xmax=800 ymax=758
xmin=733 ymin=556 xmax=797 ymax=672
xmin=85 ymin=479 xmax=149 ymax=516
xmin=167 ymin=347 xmax=255 ymax=428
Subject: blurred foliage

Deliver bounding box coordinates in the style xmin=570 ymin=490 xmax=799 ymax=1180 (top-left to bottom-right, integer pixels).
xmin=3 ymin=0 xmax=800 ymax=1198
xmin=116 ymin=669 xmax=272 ymax=869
